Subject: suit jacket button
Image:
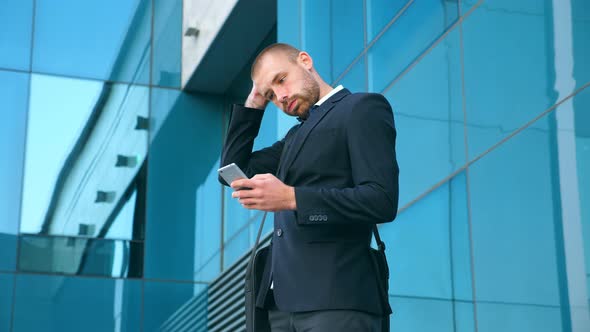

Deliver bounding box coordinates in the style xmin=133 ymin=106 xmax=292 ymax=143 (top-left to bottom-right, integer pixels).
xmin=276 ymin=229 xmax=283 ymax=237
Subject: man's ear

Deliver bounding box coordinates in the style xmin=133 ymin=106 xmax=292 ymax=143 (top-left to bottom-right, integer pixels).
xmin=298 ymin=52 xmax=313 ymax=70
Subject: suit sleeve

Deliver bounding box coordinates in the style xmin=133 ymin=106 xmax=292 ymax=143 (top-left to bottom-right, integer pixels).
xmin=294 ymin=94 xmax=399 ymax=224
xmin=219 ymin=105 xmax=284 ymax=185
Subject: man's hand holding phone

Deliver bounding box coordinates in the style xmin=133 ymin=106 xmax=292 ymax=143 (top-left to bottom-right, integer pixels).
xmin=231 ymin=174 xmax=296 ymax=212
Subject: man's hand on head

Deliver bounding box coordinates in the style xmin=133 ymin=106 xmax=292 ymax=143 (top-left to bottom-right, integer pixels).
xmin=245 ymin=85 xmax=270 ymax=110
xmin=231 ymin=174 xmax=296 ymax=212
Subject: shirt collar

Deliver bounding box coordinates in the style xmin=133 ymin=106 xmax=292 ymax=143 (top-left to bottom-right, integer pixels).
xmin=315 ymin=85 xmax=344 ymax=107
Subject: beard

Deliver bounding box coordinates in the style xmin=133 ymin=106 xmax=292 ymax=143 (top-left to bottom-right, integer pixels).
xmin=284 ymin=72 xmax=320 ymax=119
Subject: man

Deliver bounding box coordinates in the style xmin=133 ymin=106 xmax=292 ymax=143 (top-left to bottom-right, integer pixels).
xmin=220 ymin=43 xmax=399 ymax=332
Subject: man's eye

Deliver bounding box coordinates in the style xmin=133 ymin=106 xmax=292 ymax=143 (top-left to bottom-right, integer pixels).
xmin=279 ymin=76 xmax=285 ymax=83
xmin=268 ymin=93 xmax=274 ymax=100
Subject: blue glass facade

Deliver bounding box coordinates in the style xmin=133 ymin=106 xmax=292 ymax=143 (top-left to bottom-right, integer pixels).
xmin=0 ymin=0 xmax=589 ymax=331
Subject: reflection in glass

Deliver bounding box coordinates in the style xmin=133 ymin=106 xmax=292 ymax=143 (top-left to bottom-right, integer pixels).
xmin=390 ymin=296 xmax=455 ymax=331
xmin=302 ymin=1 xmax=332 ymax=82
xmin=0 ymin=0 xmax=33 ymax=70
xmin=146 ymin=89 xmax=223 ymax=282
xmin=467 ymin=88 xmax=590 ymax=330
xmin=13 ymin=273 xmax=141 ymax=332
xmin=331 ymin=0 xmax=364 ymax=81
xmin=366 ymin=0 xmax=407 ymax=42
xmin=0 ymin=273 xmax=13 ymax=332
xmin=380 ymin=172 xmax=471 ymax=300
xmin=144 ymin=281 xmax=207 ymax=331
xmin=20 ymin=74 xmax=149 ymax=241
xmin=384 ymin=28 xmax=463 ymax=206
xmin=368 ymin=0 xmax=459 ymax=93
xmin=0 ymin=70 xmax=29 ymax=271
xmin=152 ymin=0 xmax=182 ymax=87
xmin=18 ymin=235 xmax=143 ymax=278
xmin=33 ymin=0 xmax=151 ymax=84
xmin=461 ymin=3 xmax=567 ymax=159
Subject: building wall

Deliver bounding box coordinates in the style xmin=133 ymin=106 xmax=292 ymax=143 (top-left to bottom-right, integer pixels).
xmin=274 ymin=0 xmax=590 ymax=331
xmin=0 ymin=0 xmax=589 ymax=331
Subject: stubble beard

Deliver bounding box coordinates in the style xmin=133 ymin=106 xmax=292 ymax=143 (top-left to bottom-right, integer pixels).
xmin=292 ymin=74 xmax=320 ymax=120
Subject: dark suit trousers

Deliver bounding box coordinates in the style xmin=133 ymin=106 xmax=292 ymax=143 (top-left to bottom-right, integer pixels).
xmin=267 ymin=302 xmax=382 ymax=332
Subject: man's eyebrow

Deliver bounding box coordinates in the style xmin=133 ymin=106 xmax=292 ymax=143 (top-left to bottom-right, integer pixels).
xmin=263 ymin=72 xmax=284 ymax=99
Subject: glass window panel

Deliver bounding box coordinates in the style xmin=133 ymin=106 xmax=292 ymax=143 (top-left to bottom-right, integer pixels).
xmin=277 ymin=0 xmax=302 ymax=48
xmin=461 ymin=4 xmax=587 ymax=159
xmin=0 ymin=70 xmax=29 ymax=271
xmin=0 ymin=0 xmax=33 ymax=71
xmin=468 ymin=113 xmax=571 ymax=315
xmin=331 ymin=0 xmax=364 ymax=81
xmin=339 ymin=56 xmax=367 ymax=93
xmin=463 ymin=0 xmax=544 ymax=16
xmin=21 ymin=75 xmax=149 ymax=240
xmin=194 ymin=250 xmax=221 ymax=283
xmin=476 ymin=303 xmax=563 ymax=332
xmin=368 ymin=0 xmax=459 ymax=93
xmin=384 ymin=29 xmax=464 ymax=206
xmin=32 ymin=0 xmax=151 ymax=84
xmin=13 ymin=274 xmax=141 ymax=332
xmin=366 ymin=0 xmax=407 ymax=42
xmin=379 ymin=172 xmax=471 ymax=300
xmin=0 ymin=273 xmax=13 ymax=332
xmin=18 ymin=235 xmax=143 ymax=278
xmin=152 ymin=0 xmax=181 ymax=87
xmin=302 ymin=0 xmax=332 ymax=83
xmin=573 ymin=0 xmax=590 ymax=87
xmin=146 ymin=89 xmax=223 ymax=281
xmin=389 ymin=297 xmax=454 ymax=332
xmin=144 ymin=281 xmax=207 ymax=331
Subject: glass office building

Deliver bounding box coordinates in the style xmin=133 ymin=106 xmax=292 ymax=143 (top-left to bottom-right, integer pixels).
xmin=1 ymin=0 xmax=589 ymax=331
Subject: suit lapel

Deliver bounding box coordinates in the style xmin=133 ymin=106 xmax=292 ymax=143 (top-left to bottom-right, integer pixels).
xmin=278 ymin=89 xmax=350 ymax=181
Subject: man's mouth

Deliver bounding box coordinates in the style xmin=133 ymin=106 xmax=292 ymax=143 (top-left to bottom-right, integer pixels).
xmin=288 ymin=100 xmax=297 ymax=113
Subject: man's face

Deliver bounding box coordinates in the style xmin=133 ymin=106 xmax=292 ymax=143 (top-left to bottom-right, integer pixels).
xmin=253 ymin=52 xmax=320 ymax=119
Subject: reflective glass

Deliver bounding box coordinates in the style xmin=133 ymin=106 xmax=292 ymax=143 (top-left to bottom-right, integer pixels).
xmin=462 ymin=0 xmax=543 ymax=16
xmin=12 ymin=274 xmax=141 ymax=332
xmin=20 ymin=75 xmax=149 ymax=240
xmin=331 ymin=0 xmax=364 ymax=81
xmin=379 ymin=172 xmax=471 ymax=300
xmin=339 ymin=56 xmax=367 ymax=93
xmin=368 ymin=0 xmax=459 ymax=93
xmin=573 ymin=0 xmax=590 ymax=86
xmin=277 ymin=0 xmax=302 ymax=48
xmin=384 ymin=29 xmax=464 ymax=206
xmin=467 ymin=102 xmax=590 ymax=330
xmin=461 ymin=3 xmax=587 ymax=159
xmin=0 ymin=273 xmax=13 ymax=332
xmin=32 ymin=0 xmax=151 ymax=84
xmin=152 ymin=0 xmax=182 ymax=87
xmin=18 ymin=235 xmax=143 ymax=278
xmin=302 ymin=0 xmax=332 ymax=82
xmin=146 ymin=89 xmax=223 ymax=281
xmin=476 ymin=303 xmax=562 ymax=332
xmin=366 ymin=0 xmax=407 ymax=42
xmin=223 ymin=210 xmax=271 ymax=270
xmin=0 ymin=0 xmax=33 ymax=71
xmin=0 ymin=70 xmax=29 ymax=271
xmin=143 ymin=281 xmax=207 ymax=331
xmin=389 ymin=297 xmax=454 ymax=331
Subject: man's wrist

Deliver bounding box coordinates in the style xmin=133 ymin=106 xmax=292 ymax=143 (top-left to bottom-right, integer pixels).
xmin=286 ymin=186 xmax=297 ymax=210
xmin=245 ymin=98 xmax=268 ymax=110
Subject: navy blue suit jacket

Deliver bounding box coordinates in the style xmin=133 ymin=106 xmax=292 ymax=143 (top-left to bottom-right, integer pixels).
xmin=220 ymin=88 xmax=399 ymax=315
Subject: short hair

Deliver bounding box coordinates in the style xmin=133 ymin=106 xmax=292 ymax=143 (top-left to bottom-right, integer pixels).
xmin=251 ymin=43 xmax=301 ymax=78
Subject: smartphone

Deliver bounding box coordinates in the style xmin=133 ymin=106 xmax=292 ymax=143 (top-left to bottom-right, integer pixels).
xmin=218 ymin=163 xmax=249 ymax=186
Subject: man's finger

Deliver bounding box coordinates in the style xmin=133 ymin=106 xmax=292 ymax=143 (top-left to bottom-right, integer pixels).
xmin=231 ymin=178 xmax=255 ymax=189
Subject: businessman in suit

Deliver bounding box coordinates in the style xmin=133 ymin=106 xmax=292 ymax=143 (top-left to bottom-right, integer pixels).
xmin=221 ymin=43 xmax=399 ymax=332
